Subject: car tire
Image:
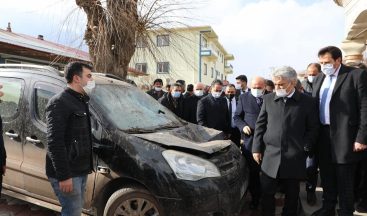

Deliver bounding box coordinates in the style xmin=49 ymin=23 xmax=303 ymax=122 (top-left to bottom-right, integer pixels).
xmin=103 ymin=186 xmax=164 ymax=216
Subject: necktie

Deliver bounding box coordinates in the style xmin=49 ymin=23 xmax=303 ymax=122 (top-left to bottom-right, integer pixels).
xmin=256 ymin=97 xmax=263 ymax=107
xmin=228 ymin=99 xmax=232 ymax=126
xmin=320 ymin=75 xmax=333 ymax=124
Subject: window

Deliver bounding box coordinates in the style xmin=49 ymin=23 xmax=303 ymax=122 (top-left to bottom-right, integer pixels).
xmin=221 ymin=74 xmax=223 ymax=81
xmin=211 ymin=67 xmax=214 ymax=78
xmin=5 ymin=59 xmax=21 ymax=64
xmin=33 ymin=83 xmax=63 ymax=124
xmin=216 ymin=70 xmax=219 ymax=78
xmin=203 ymin=63 xmax=208 ymax=75
xmin=157 ymin=62 xmax=170 ymax=74
xmin=136 ymin=36 xmax=147 ymax=48
xmin=0 ymin=78 xmax=24 ymax=119
xmin=157 ymin=35 xmax=170 ymax=47
xmin=135 ymin=63 xmax=147 ymax=73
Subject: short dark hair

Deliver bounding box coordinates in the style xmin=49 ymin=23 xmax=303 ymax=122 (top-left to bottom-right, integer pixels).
xmin=307 ymin=63 xmax=321 ymax=72
xmin=235 ymin=75 xmax=248 ymax=83
xmin=153 ymin=78 xmax=163 ymax=85
xmin=318 ymin=46 xmax=343 ymax=61
xmin=187 ymin=84 xmax=194 ymax=92
xmin=172 ymin=83 xmax=181 ymax=88
xmin=211 ymin=79 xmax=223 ymax=87
xmin=64 ymin=62 xmax=93 ymax=83
xmin=265 ymin=79 xmax=274 ymax=88
xmin=176 ymin=80 xmax=186 ymax=86
xmin=227 ymin=84 xmax=235 ymax=89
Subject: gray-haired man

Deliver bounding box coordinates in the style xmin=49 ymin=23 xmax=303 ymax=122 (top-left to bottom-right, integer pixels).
xmin=252 ymin=66 xmax=319 ymax=216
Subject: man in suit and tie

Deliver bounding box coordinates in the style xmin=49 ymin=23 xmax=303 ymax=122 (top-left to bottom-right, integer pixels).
xmin=235 ymin=75 xmax=250 ymax=99
xmin=311 ymin=46 xmax=367 ymax=216
xmin=234 ymin=76 xmax=267 ymax=209
xmin=197 ymin=80 xmax=230 ymax=136
xmin=225 ymin=84 xmax=241 ymax=147
xmin=0 ymin=86 xmax=5 ymax=197
xmin=253 ymin=66 xmax=319 ymax=216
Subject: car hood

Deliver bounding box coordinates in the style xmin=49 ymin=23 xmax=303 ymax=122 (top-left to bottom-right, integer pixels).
xmin=133 ymin=123 xmax=232 ymax=154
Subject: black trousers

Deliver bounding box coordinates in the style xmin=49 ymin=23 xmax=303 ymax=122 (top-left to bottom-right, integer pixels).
xmin=261 ymin=173 xmax=300 ymax=216
xmin=305 ymin=156 xmax=318 ymax=192
xmin=355 ymin=158 xmax=367 ymax=204
xmin=230 ymin=127 xmax=241 ymax=147
xmin=318 ymin=126 xmax=356 ymax=216
xmin=0 ymin=175 xmax=2 ymax=197
xmin=242 ymin=148 xmax=261 ymax=202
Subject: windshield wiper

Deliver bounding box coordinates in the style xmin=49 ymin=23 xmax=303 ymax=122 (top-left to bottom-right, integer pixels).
xmin=158 ymin=109 xmax=165 ymax=114
xmin=124 ymin=128 xmax=157 ymax=134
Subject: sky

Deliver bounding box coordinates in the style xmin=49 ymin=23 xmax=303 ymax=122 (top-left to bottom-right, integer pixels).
xmin=0 ymin=0 xmax=346 ymax=82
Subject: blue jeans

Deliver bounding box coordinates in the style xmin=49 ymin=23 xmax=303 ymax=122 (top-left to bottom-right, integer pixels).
xmin=49 ymin=176 xmax=87 ymax=216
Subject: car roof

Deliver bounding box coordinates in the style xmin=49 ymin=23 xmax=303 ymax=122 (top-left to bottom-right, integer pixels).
xmin=0 ymin=64 xmax=132 ymax=87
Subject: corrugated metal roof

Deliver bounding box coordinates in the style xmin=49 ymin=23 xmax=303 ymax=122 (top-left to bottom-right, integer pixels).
xmin=0 ymin=28 xmax=89 ymax=61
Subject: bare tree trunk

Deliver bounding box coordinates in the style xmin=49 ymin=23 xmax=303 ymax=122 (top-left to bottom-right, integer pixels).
xmin=76 ymin=0 xmax=138 ymax=80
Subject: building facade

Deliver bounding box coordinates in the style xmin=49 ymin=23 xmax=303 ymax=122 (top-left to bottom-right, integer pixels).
xmin=334 ymin=0 xmax=367 ymax=63
xmin=129 ymin=26 xmax=234 ymax=86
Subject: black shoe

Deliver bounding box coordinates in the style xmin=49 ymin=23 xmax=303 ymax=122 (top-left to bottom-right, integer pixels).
xmin=307 ymin=191 xmax=317 ymax=206
xmin=249 ymin=199 xmax=259 ymax=210
xmin=356 ymin=201 xmax=367 ymax=213
xmin=311 ymin=208 xmax=335 ymax=216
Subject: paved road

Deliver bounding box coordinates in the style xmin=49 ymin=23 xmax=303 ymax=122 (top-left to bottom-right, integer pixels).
xmin=1 ymin=184 xmax=367 ymax=216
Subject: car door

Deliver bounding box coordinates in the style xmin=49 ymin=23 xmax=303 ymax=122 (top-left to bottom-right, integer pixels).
xmin=0 ymin=76 xmax=26 ymax=191
xmin=22 ymin=78 xmax=64 ymax=200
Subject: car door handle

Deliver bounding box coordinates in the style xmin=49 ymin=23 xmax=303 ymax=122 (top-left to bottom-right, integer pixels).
xmin=26 ymin=137 xmax=41 ymax=144
xmin=5 ymin=132 xmax=19 ymax=138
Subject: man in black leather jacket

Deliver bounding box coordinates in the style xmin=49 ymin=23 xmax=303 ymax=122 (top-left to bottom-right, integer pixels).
xmin=46 ymin=62 xmax=94 ymax=216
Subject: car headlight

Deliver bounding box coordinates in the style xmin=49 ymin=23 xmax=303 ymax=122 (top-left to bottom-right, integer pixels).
xmin=162 ymin=150 xmax=221 ymax=181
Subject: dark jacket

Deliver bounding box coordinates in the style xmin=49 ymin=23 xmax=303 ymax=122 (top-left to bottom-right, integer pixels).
xmin=234 ymin=92 xmax=262 ymax=151
xmin=235 ymin=88 xmax=250 ymax=101
xmin=146 ymin=89 xmax=165 ymax=100
xmin=0 ymin=116 xmax=6 ymax=175
xmin=197 ymin=94 xmax=230 ymax=133
xmin=45 ymin=88 xmax=93 ymax=181
xmin=182 ymin=95 xmax=203 ymax=124
xmin=253 ymin=91 xmax=319 ymax=179
xmin=159 ymin=93 xmax=184 ymax=118
xmin=312 ymin=65 xmax=367 ymax=163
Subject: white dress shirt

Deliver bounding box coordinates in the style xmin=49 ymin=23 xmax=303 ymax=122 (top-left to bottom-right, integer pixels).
xmin=319 ymin=65 xmax=341 ymax=125
xmin=226 ymin=97 xmax=237 ymax=128
xmin=240 ymin=88 xmax=250 ymax=95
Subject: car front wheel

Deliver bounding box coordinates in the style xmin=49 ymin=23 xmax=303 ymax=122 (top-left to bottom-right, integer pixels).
xmin=103 ymin=186 xmax=164 ymax=216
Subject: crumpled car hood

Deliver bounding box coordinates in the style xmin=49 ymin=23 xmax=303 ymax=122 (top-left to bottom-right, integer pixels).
xmin=133 ymin=123 xmax=232 ymax=154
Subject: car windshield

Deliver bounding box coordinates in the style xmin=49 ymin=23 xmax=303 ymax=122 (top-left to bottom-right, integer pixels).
xmin=91 ymin=83 xmax=183 ymax=132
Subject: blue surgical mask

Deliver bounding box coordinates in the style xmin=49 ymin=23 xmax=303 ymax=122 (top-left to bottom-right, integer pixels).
xmin=171 ymin=91 xmax=181 ymax=98
xmin=321 ymin=64 xmax=335 ymax=76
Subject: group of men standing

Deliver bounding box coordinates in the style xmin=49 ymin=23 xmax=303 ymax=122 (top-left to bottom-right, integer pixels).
xmin=147 ymin=46 xmax=367 ymax=216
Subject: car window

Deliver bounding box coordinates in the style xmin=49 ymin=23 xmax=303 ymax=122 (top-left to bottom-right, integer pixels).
xmin=0 ymin=78 xmax=24 ymax=120
xmin=33 ymin=83 xmax=63 ymax=125
xmin=91 ymin=83 xmax=183 ymax=131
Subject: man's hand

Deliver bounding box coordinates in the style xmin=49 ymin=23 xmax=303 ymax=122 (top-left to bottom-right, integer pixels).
xmin=243 ymin=126 xmax=252 ymax=135
xmin=253 ymin=153 xmax=262 ymax=164
xmin=59 ymin=178 xmax=73 ymax=193
xmin=2 ymin=166 xmax=5 ymax=175
xmin=353 ymin=142 xmax=367 ymax=152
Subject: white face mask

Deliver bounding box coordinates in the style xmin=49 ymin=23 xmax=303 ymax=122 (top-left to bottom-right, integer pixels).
xmin=212 ymin=92 xmax=222 ymax=98
xmin=321 ymin=64 xmax=335 ymax=76
xmin=83 ymin=80 xmax=95 ymax=95
xmin=251 ymin=89 xmax=264 ymax=98
xmin=194 ymin=90 xmax=204 ymax=97
xmin=235 ymin=83 xmax=242 ymax=90
xmin=171 ymin=91 xmax=181 ymax=98
xmin=307 ymin=75 xmax=315 ymax=83
xmin=154 ymin=87 xmax=162 ymax=92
